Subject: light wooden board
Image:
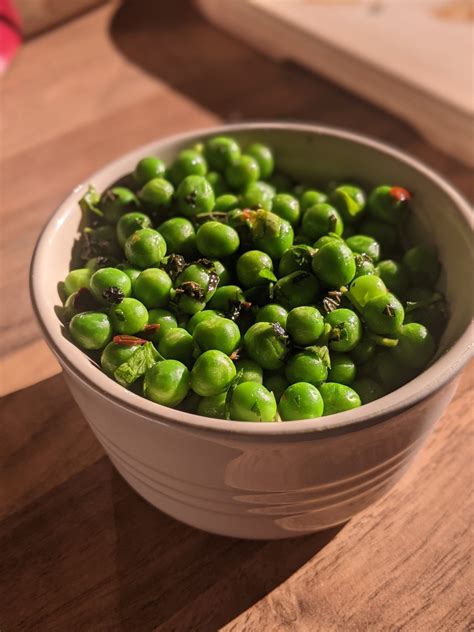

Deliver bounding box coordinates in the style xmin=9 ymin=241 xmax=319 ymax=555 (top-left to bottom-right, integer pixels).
xmin=197 ymin=0 xmax=474 ymax=165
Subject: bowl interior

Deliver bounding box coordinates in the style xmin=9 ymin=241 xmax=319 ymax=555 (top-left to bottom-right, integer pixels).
xmin=31 ymin=123 xmax=473 ymax=435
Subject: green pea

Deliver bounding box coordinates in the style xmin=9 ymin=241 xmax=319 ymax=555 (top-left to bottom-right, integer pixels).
xmin=101 ymin=341 xmax=141 ymax=377
xmin=69 ymin=312 xmax=112 ymax=350
xmin=368 ymin=185 xmax=411 ymax=224
xmin=235 ymin=359 xmax=263 ymax=384
xmin=206 ymin=171 xmax=227 ymax=197
xmin=187 ymin=309 xmax=221 ymax=334
xmin=125 ymin=228 xmax=167 ymax=268
xmin=251 ymin=211 xmax=294 ymax=259
xmin=318 ymin=382 xmax=361 ymax=416
xmin=197 ymin=392 xmax=227 ymax=419
xmin=230 ymin=382 xmax=276 ymax=422
xmin=351 ymin=335 xmax=376 ymax=365
xmin=176 ymin=175 xmax=215 ymax=218
xmin=116 ymin=264 xmax=141 ymax=283
xmin=359 ymin=219 xmax=398 ymax=255
xmin=300 ymin=189 xmax=327 ymax=213
xmin=191 ymin=350 xmax=236 ymax=397
xmin=132 ymin=268 xmax=172 ymax=308
xmin=196 ymin=221 xmax=240 ymax=258
xmin=351 ymin=377 xmax=385 ymax=404
xmin=274 ymin=271 xmax=320 ymax=309
xmin=133 ymin=156 xmax=166 ymax=186
xmin=392 ymin=323 xmax=435 ymax=370
xmin=312 ymin=241 xmax=356 ymax=288
xmin=204 ymin=136 xmax=241 ymax=171
xmin=175 ymin=262 xmax=219 ymax=314
xmin=100 ymin=187 xmax=138 ymax=224
xmin=62 ymin=292 xmax=83 ymax=322
xmin=193 ymin=317 xmax=241 ymax=355
xmin=246 ymin=143 xmax=274 ymax=178
xmin=263 ymin=372 xmax=289 ymax=401
xmin=354 ymin=254 xmax=376 ymax=278
xmin=313 ymin=234 xmax=342 ymax=250
xmin=363 ymin=293 xmax=404 ymax=335
xmin=285 ymin=350 xmax=328 ymax=387
xmin=271 ymin=193 xmax=300 ymax=226
xmin=169 ymin=149 xmax=207 ymax=185
xmin=402 ymin=245 xmax=440 ymax=288
xmin=346 ymin=234 xmax=380 ymax=262
xmin=145 ymin=308 xmax=178 ymax=343
xmin=348 ymin=274 xmax=387 ymax=310
xmin=210 ymin=259 xmax=231 ymax=285
xmin=325 ymin=308 xmax=362 ymax=352
xmin=279 ymin=382 xmax=324 ymax=420
xmin=157 ymin=217 xmax=196 ymax=258
xmin=158 ymin=327 xmax=195 ymax=365
xmin=329 ymin=184 xmax=366 ymax=224
xmin=243 ymin=322 xmax=288 ymax=370
xmin=117 ymin=212 xmax=152 ymax=247
xmin=256 ymin=304 xmax=288 ymax=328
xmin=377 ymin=259 xmax=409 ymax=296
xmin=278 ymin=245 xmax=314 ymax=277
xmin=214 ymin=193 xmax=240 ymax=212
xmin=109 ymin=297 xmax=148 ymax=334
xmin=268 ymin=172 xmax=293 ymax=193
xmin=286 ymin=306 xmax=324 ymax=346
xmin=207 ymin=285 xmax=245 ymax=312
xmin=226 ymin=155 xmax=260 ymax=189
xmin=138 ymin=178 xmax=174 ymax=211
xmin=241 ymin=181 xmax=274 ymax=210
xmin=144 ymin=360 xmax=190 ymax=406
xmin=64 ymin=268 xmax=92 ymax=297
xmin=302 ymin=203 xmax=343 ymax=241
xmin=327 ymin=353 xmax=356 ymax=385
xmin=403 ymin=289 xmax=447 ymax=340
xmin=374 ymin=351 xmax=414 ymax=391
xmin=89 ymin=267 xmax=132 ymax=305
xmin=236 ymin=250 xmax=275 ymax=288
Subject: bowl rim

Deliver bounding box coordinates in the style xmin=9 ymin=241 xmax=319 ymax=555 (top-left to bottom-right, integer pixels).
xmin=30 ymin=121 xmax=473 ymax=440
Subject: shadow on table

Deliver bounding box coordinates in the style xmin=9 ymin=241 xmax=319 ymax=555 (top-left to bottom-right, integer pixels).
xmin=1 ymin=374 xmax=342 ymax=631
xmin=108 ymin=0 xmax=413 ymax=138
xmin=112 ymin=470 xmax=342 ymax=631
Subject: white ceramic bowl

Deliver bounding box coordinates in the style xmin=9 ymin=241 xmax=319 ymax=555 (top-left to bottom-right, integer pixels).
xmin=31 ymin=123 xmax=473 ymax=539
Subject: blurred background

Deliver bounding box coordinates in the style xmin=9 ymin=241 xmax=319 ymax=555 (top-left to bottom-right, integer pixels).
xmin=1 ymin=0 xmax=472 ymax=395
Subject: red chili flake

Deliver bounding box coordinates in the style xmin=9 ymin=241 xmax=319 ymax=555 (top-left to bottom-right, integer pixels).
xmin=113 ymin=335 xmax=148 ymax=346
xmin=142 ymin=324 xmax=161 ymax=333
xmin=229 ymin=349 xmax=240 ymax=361
xmin=242 ymin=301 xmax=252 ymax=310
xmin=242 ymin=209 xmax=256 ymax=221
xmin=389 ymin=186 xmax=411 ymax=202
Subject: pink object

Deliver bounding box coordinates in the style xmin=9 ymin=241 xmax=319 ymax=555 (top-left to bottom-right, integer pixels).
xmin=0 ymin=0 xmax=21 ymax=73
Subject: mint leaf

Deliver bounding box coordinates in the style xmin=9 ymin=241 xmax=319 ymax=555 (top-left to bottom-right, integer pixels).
xmin=79 ymin=185 xmax=103 ymax=219
xmin=306 ymin=345 xmax=331 ymax=369
xmin=258 ymin=268 xmax=277 ymax=283
xmin=224 ymin=369 xmax=244 ymax=420
xmin=114 ymin=342 xmax=159 ymax=388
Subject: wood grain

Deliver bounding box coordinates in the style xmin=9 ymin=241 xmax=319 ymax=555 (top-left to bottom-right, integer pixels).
xmin=0 ymin=1 xmax=472 ymax=630
xmin=0 ymin=370 xmax=472 ymax=631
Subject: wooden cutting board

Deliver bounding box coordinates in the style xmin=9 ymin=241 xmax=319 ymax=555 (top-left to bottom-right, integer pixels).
xmin=197 ymin=0 xmax=474 ymax=166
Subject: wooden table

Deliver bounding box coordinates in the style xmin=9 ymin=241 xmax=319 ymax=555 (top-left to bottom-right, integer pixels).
xmin=1 ymin=2 xmax=472 ymax=630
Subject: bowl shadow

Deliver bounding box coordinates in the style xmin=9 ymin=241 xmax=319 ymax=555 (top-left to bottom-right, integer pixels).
xmin=111 ymin=469 xmax=343 ymax=630
xmin=108 ymin=0 xmax=415 ymax=141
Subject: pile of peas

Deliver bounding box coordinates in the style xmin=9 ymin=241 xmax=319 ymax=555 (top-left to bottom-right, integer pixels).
xmin=60 ymin=135 xmax=447 ymax=422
